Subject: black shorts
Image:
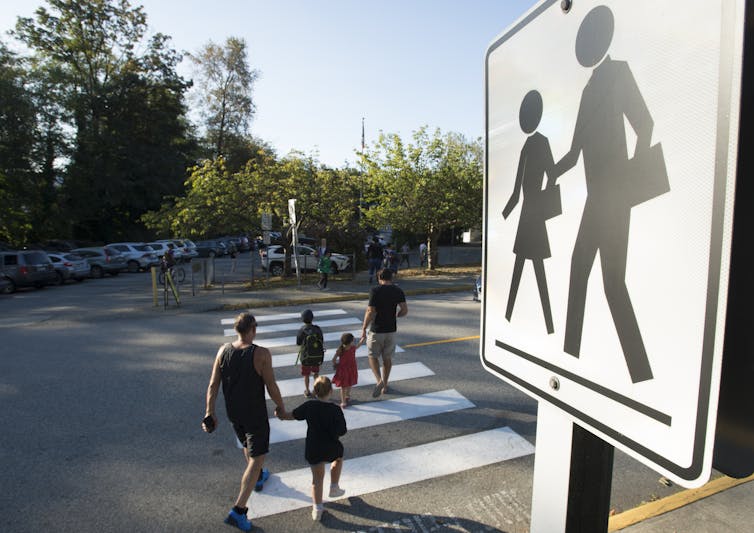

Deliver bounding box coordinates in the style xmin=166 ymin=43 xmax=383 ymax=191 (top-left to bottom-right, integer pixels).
xmin=232 ymin=420 xmax=270 ymax=457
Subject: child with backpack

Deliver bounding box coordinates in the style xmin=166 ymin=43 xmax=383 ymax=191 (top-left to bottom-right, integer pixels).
xmin=296 ymin=309 xmax=325 ymax=397
xmin=278 ymin=376 xmax=347 ymax=521
xmin=332 ymin=333 xmax=359 ymax=408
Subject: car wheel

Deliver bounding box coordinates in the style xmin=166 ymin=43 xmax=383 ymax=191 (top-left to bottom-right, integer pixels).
xmin=54 ymin=271 xmax=65 ymax=285
xmin=1 ymin=278 xmax=15 ymax=294
xmin=331 ymin=264 xmax=339 ymax=274
xmin=270 ymin=263 xmax=284 ymax=276
xmin=91 ymin=265 xmax=104 ymax=278
xmin=208 ymin=251 xmax=216 ymax=258
xmin=127 ymin=260 xmax=139 ymax=273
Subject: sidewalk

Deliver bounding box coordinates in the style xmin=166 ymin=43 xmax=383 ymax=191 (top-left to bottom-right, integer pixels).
xmin=167 ymin=265 xmax=478 ymax=314
xmin=610 ymin=474 xmax=754 ymax=532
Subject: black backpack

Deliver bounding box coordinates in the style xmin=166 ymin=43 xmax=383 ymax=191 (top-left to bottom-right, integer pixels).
xmin=298 ymin=325 xmax=324 ymax=366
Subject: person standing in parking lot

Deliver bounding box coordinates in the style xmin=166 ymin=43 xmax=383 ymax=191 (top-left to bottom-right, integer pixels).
xmin=366 ymin=237 xmax=383 ymax=284
xmin=316 ymin=251 xmax=332 ymax=290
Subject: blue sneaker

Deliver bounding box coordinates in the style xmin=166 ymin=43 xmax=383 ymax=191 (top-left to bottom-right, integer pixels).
xmin=255 ymin=468 xmax=270 ymax=491
xmin=224 ymin=509 xmax=252 ymax=531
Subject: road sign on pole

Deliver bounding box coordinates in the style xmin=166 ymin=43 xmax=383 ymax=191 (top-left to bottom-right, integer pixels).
xmin=481 ymin=0 xmax=745 ymax=488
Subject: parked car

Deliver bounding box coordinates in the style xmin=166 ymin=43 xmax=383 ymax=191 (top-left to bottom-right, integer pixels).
xmin=0 ymin=250 xmax=58 ymax=293
xmin=152 ymin=239 xmax=197 ymax=261
xmin=46 ymin=252 xmax=90 ymax=284
xmin=70 ymin=247 xmax=127 ymax=278
xmin=260 ymin=245 xmax=351 ymax=277
xmin=179 ymin=238 xmax=199 ymax=260
xmin=107 ymin=242 xmax=160 ymax=272
xmin=195 ymin=240 xmax=223 ymax=258
xmin=148 ymin=241 xmax=180 ymax=262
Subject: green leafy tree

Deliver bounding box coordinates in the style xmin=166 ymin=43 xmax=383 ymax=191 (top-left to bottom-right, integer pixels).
xmin=359 ymin=126 xmax=483 ymax=269
xmin=189 ymin=37 xmax=259 ymax=167
xmin=14 ymin=0 xmax=197 ymax=242
xmin=0 ymin=42 xmax=37 ymax=245
xmin=142 ymin=140 xmax=279 ymax=239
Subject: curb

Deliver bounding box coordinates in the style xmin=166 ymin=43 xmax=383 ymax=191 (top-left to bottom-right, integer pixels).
xmin=212 ymin=284 xmax=472 ymax=312
xmin=608 ymin=474 xmax=754 ymax=531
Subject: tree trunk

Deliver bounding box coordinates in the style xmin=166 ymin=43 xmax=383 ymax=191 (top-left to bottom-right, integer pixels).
xmin=426 ymin=226 xmax=441 ymax=271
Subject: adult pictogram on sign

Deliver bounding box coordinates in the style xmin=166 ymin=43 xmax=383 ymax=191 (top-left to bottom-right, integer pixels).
xmin=553 ymin=5 xmax=669 ymax=384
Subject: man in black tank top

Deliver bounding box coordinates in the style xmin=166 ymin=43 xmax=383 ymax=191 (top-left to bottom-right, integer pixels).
xmin=203 ymin=312 xmax=288 ymax=531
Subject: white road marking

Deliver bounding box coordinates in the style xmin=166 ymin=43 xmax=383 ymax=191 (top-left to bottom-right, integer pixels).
xmin=267 ymin=362 xmax=434 ymax=399
xmin=269 ymin=389 xmax=474 ymax=444
xmin=235 ymin=329 xmax=363 ymax=347
xmin=223 ymin=317 xmax=360 ymax=336
xmin=221 ymin=309 xmax=347 ymax=325
xmin=247 ymin=427 xmax=535 ymax=518
xmin=271 ymin=344 xmax=405 ymax=368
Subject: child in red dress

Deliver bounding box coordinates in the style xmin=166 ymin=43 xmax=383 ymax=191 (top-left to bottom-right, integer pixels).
xmin=332 ymin=333 xmax=358 ymax=408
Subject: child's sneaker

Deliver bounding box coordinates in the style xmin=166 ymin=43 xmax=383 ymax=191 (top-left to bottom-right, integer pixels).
xmin=329 ymin=485 xmax=346 ymax=498
xmin=254 ymin=468 xmax=270 ymax=491
xmin=224 ymin=509 xmax=252 ymax=531
xmin=312 ymin=507 xmax=323 ymax=521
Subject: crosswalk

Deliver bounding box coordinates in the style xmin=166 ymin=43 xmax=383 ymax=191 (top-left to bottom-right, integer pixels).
xmin=218 ymin=308 xmax=534 ymax=518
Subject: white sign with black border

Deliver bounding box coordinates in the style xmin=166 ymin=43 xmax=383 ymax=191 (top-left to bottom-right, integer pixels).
xmin=481 ymin=0 xmax=744 ymax=487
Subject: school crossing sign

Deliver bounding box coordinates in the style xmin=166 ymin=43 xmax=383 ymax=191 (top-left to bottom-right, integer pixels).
xmin=480 ymin=0 xmax=745 ymax=487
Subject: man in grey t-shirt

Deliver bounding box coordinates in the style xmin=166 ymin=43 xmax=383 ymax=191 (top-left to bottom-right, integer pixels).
xmin=359 ymin=269 xmax=408 ymax=397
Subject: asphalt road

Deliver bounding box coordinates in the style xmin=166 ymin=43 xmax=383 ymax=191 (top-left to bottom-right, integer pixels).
xmin=0 ymin=263 xmax=685 ymax=532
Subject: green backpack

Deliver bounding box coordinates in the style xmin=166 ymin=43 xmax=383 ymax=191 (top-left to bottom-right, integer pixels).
xmin=298 ymin=325 xmax=324 ymax=366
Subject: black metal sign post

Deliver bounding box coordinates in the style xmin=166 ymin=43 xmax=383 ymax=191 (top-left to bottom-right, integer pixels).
xmin=566 ymin=425 xmax=614 ymax=532
xmin=713 ymin=0 xmax=754 ymax=480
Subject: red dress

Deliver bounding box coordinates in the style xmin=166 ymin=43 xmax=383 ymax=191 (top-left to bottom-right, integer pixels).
xmin=332 ymin=346 xmax=358 ymax=388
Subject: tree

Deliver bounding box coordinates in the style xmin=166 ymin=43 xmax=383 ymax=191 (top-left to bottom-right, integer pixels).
xmin=189 ymin=37 xmax=259 ymax=165
xmin=0 ymin=42 xmax=37 ymax=245
xmin=14 ymin=0 xmax=197 ymax=242
xmin=359 ymin=127 xmax=483 ymax=269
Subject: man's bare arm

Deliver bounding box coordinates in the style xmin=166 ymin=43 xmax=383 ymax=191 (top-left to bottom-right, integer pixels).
xmin=397 ymin=301 xmax=408 ymax=318
xmin=256 ymin=346 xmax=287 ymax=417
xmin=360 ymin=306 xmax=376 ymax=344
xmin=203 ymin=346 xmax=224 ymax=431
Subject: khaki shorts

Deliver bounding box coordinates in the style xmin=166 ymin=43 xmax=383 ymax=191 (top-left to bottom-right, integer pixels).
xmin=367 ymin=331 xmax=396 ymax=361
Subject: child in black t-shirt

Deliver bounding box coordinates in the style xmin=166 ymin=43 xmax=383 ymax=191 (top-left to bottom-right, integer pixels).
xmin=279 ymin=376 xmax=347 ymax=521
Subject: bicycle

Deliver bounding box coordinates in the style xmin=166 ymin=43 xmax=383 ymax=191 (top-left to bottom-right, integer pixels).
xmin=158 ymin=264 xmax=185 ymax=284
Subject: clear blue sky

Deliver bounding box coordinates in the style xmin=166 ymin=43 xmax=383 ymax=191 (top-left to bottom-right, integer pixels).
xmin=1 ymin=0 xmax=537 ymax=167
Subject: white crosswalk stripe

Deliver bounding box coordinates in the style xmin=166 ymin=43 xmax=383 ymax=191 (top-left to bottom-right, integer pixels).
xmin=228 ymin=329 xmax=362 ymax=347
xmin=268 ymin=361 xmax=434 ymax=399
xmin=271 ymin=344 xmax=405 ymax=369
xmin=217 ymin=308 xmax=534 ymax=516
xmin=221 ymin=309 xmax=347 ymax=325
xmin=249 ymin=427 xmax=535 ymax=518
xmin=269 ymin=389 xmax=474 ymax=444
xmin=223 ymin=316 xmax=360 ymax=337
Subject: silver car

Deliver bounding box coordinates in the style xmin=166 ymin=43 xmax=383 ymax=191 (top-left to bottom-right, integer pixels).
xmin=70 ymin=247 xmax=127 ymax=278
xmin=107 ymin=242 xmax=161 ymax=272
xmin=260 ymin=245 xmax=351 ymax=277
xmin=0 ymin=250 xmax=57 ymax=293
xmin=47 ymin=252 xmax=90 ymax=283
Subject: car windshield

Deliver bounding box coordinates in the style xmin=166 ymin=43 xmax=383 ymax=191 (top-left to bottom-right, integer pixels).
xmin=64 ymin=254 xmax=83 ymax=261
xmin=134 ymin=245 xmax=152 ymax=252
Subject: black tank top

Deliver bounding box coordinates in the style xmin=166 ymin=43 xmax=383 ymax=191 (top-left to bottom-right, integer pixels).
xmin=219 ymin=343 xmax=267 ymax=424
